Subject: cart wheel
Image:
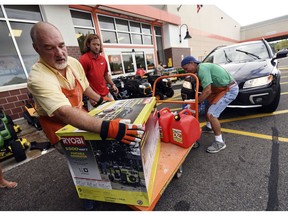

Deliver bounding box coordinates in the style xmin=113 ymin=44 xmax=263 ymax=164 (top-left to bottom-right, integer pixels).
xmin=192 ymin=141 xmax=200 ymax=149
xmin=175 ymin=165 xmax=183 ymax=179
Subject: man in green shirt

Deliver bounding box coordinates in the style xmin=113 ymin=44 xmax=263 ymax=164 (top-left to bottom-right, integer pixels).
xmin=181 ymin=56 xmax=239 ymax=153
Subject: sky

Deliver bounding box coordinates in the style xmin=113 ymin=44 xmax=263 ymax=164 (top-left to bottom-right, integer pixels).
xmin=7 ymin=0 xmax=288 ymax=26
xmin=213 ymin=0 xmax=288 ymax=26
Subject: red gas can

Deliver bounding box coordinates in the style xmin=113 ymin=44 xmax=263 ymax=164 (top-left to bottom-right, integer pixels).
xmin=158 ymin=107 xmax=174 ymax=143
xmin=170 ymin=109 xmax=201 ymax=148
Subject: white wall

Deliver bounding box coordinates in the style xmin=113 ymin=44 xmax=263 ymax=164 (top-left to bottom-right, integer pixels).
xmin=40 ymin=5 xmax=78 ymax=46
xmin=159 ymin=5 xmax=241 ymax=59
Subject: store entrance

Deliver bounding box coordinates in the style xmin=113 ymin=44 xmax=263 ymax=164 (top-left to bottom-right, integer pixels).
xmin=122 ymin=51 xmax=146 ymax=75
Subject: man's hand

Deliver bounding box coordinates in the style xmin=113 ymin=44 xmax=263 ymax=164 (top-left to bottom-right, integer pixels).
xmin=100 ymin=118 xmax=144 ymax=145
xmin=112 ymin=84 xmax=119 ymax=94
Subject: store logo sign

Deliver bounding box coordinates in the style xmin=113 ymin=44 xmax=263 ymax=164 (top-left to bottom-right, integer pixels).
xmin=61 ymin=136 xmax=86 ymax=146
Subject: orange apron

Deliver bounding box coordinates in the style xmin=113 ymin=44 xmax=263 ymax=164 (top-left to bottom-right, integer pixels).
xmin=207 ymin=81 xmax=237 ymax=105
xmin=39 ymin=74 xmax=84 ymax=145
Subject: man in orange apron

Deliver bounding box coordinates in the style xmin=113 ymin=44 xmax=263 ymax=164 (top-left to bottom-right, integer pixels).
xmin=28 ymin=21 xmax=144 ymax=210
xmin=181 ymin=56 xmax=239 ymax=154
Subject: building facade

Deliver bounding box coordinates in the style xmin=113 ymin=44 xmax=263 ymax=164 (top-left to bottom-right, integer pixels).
xmin=0 ymin=4 xmax=287 ymax=120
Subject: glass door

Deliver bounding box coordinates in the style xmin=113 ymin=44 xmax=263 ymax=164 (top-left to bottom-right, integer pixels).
xmin=122 ymin=51 xmax=147 ymax=75
xmin=122 ymin=54 xmax=134 ymax=74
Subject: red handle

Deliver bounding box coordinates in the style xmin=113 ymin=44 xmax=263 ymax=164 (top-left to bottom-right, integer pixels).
xmin=159 ymin=107 xmax=171 ymax=115
xmin=179 ymin=109 xmax=193 ymax=116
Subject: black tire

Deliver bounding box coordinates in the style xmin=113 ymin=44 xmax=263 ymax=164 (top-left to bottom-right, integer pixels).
xmin=9 ymin=140 xmax=27 ymax=162
xmin=165 ymin=88 xmax=174 ymax=98
xmin=108 ymin=175 xmax=114 ymax=181
xmin=261 ymin=85 xmax=281 ymax=113
xmin=6 ymin=124 xmax=18 ymax=140
xmin=155 ymin=92 xmax=164 ymax=100
xmin=23 ymin=110 xmax=33 ymax=125
xmin=33 ymin=118 xmax=42 ymax=130
xmin=6 ymin=115 xmax=14 ymax=125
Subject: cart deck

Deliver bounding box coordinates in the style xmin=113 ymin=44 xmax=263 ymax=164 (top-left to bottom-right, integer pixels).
xmin=129 ymin=141 xmax=194 ymax=211
xmin=129 ymin=73 xmax=201 ymax=210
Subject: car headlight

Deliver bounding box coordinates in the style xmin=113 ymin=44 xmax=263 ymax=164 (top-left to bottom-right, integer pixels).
xmin=243 ymin=75 xmax=273 ymax=89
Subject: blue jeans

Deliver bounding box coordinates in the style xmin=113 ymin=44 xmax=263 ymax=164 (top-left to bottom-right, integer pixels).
xmin=207 ymin=84 xmax=239 ymax=118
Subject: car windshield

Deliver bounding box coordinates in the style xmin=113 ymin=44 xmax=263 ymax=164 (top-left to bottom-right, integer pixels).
xmin=204 ymin=42 xmax=270 ymax=64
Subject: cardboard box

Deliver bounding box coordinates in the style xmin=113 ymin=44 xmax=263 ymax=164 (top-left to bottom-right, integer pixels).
xmin=56 ymin=97 xmax=160 ymax=206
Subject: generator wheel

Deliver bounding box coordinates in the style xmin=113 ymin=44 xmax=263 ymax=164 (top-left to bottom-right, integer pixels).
xmin=175 ymin=165 xmax=183 ymax=179
xmin=165 ymin=88 xmax=174 ymax=98
xmin=155 ymin=92 xmax=164 ymax=100
xmin=9 ymin=140 xmax=27 ymax=162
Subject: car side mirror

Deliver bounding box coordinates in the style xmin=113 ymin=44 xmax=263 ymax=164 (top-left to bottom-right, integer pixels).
xmin=271 ymin=49 xmax=288 ymax=66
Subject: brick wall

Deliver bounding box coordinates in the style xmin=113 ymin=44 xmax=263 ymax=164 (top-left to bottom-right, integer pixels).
xmin=67 ymin=46 xmax=82 ymax=60
xmin=0 ymin=46 xmax=82 ymax=121
xmin=0 ymin=88 xmax=29 ymax=120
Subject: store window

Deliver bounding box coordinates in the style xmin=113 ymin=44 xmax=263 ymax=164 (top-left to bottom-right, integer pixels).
xmin=70 ymin=10 xmax=95 ymax=54
xmin=116 ymin=19 xmax=129 ymax=31
xmin=146 ymin=54 xmax=155 ymax=70
xmin=0 ymin=7 xmax=3 ymax=17
xmin=130 ymin=22 xmax=141 ymax=33
xmin=135 ymin=53 xmax=146 ymax=70
xmin=101 ymin=31 xmax=117 ymax=44
xmin=71 ymin=10 xmax=93 ymax=27
xmin=10 ymin=22 xmax=39 ymax=73
xmin=0 ymin=21 xmax=25 ymax=87
xmin=118 ymin=32 xmax=131 ymax=44
xmin=131 ymin=34 xmax=142 ymax=44
xmin=154 ymin=26 xmax=165 ymax=65
xmin=123 ymin=54 xmax=134 ymax=73
xmin=4 ymin=5 xmax=42 ymax=21
xmin=98 ymin=15 xmax=153 ymax=46
xmin=142 ymin=24 xmax=151 ymax=34
xmin=108 ymin=55 xmax=123 ymax=75
xmin=0 ymin=5 xmax=42 ymax=88
xmin=98 ymin=15 xmax=115 ymax=30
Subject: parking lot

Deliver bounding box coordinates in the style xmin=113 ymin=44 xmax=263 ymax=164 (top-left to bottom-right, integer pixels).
xmin=1 ymin=62 xmax=288 ymax=211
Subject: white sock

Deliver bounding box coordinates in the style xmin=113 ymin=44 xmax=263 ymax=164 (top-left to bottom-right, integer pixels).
xmin=206 ymin=122 xmax=212 ymax=129
xmin=215 ymin=134 xmax=223 ymax=143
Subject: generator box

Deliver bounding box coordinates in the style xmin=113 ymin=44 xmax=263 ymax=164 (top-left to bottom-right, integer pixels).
xmin=56 ymin=97 xmax=160 ymax=207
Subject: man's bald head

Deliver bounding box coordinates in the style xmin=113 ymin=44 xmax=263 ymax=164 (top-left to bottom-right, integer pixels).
xmin=30 ymin=21 xmax=60 ymax=44
xmin=30 ymin=21 xmax=68 ymax=71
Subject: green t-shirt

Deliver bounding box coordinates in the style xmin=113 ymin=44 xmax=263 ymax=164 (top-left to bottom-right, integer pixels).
xmin=197 ymin=63 xmax=234 ymax=88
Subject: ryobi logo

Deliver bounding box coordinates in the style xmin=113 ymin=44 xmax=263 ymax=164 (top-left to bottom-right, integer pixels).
xmin=61 ymin=136 xmax=86 ymax=146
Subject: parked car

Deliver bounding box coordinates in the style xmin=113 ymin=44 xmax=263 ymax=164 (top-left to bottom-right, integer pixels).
xmin=202 ymin=39 xmax=288 ymax=112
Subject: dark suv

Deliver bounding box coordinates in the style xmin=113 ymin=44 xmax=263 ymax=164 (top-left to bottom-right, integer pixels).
xmin=202 ymin=39 xmax=288 ymax=112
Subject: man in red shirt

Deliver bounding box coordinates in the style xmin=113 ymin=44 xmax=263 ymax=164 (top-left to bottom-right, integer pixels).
xmin=79 ymin=34 xmax=118 ymax=110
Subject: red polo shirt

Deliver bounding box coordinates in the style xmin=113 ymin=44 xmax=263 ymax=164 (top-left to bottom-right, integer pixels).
xmin=79 ymin=52 xmax=109 ymax=96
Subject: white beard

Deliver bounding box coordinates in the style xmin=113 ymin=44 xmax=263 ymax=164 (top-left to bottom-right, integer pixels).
xmin=55 ymin=62 xmax=68 ymax=70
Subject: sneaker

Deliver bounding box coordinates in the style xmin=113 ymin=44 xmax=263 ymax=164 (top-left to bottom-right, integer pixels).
xmin=83 ymin=199 xmax=96 ymax=211
xmin=201 ymin=125 xmax=214 ymax=133
xmin=206 ymin=141 xmax=226 ymax=153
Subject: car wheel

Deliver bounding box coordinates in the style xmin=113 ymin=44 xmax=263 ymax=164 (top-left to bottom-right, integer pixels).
xmin=9 ymin=140 xmax=27 ymax=162
xmin=165 ymin=88 xmax=174 ymax=98
xmin=261 ymin=85 xmax=281 ymax=113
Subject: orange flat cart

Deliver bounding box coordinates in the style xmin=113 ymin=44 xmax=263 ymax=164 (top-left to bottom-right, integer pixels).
xmin=129 ymin=73 xmax=201 ymax=211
